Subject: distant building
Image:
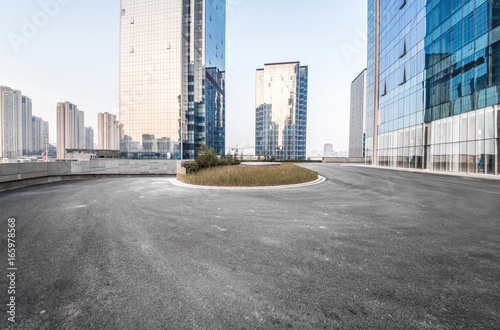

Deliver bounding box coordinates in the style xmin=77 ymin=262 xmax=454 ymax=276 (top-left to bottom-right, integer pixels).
xmin=76 ymin=109 xmax=85 ymax=150
xmin=1 ymin=86 xmax=48 ymax=159
xmin=255 ymin=62 xmax=308 ymax=160
xmin=32 ymin=116 xmax=49 ymax=154
xmin=349 ymin=69 xmax=367 ymax=159
xmin=308 ymin=150 xmax=321 ymax=158
xmin=84 ymin=126 xmax=94 ymax=150
xmin=57 ymin=101 xmax=88 ymax=159
xmin=98 ymin=113 xmax=119 ymax=150
xmin=21 ymin=96 xmax=33 ymax=155
xmin=324 ymin=143 xmax=333 ymax=157
xmin=119 ymin=0 xmax=226 ymax=159
xmin=1 ymin=86 xmax=23 ymax=158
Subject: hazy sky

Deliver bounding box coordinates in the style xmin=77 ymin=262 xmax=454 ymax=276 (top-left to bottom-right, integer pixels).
xmin=0 ymin=0 xmax=367 ymax=154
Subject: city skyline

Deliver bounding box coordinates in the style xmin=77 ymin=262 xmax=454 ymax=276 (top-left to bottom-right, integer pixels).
xmin=0 ymin=0 xmax=367 ymax=154
xmin=0 ymin=85 xmax=49 ymax=159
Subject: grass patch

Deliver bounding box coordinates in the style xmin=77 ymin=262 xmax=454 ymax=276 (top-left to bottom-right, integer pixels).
xmin=178 ymin=163 xmax=318 ymax=187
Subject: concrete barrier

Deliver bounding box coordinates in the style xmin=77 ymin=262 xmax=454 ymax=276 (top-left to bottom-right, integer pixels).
xmin=0 ymin=159 xmax=177 ymax=191
xmin=323 ymin=157 xmax=365 ymax=164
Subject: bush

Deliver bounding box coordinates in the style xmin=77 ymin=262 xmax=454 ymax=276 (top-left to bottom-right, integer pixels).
xmin=226 ymin=154 xmax=241 ymax=165
xmin=184 ymin=161 xmax=200 ymax=174
xmin=196 ymin=144 xmax=218 ymax=169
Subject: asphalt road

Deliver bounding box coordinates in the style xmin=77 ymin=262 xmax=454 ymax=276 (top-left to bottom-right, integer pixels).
xmin=0 ymin=164 xmax=499 ymax=329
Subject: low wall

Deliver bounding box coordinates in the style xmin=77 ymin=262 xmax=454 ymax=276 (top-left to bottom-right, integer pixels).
xmin=323 ymin=157 xmax=365 ymax=164
xmin=0 ymin=159 xmax=177 ymax=191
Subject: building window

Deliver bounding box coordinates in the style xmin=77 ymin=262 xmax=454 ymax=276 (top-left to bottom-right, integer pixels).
xmin=121 ymin=9 xmax=125 ymax=16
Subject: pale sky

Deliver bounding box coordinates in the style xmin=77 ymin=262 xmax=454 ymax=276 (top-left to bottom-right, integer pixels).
xmin=0 ymin=0 xmax=367 ymax=154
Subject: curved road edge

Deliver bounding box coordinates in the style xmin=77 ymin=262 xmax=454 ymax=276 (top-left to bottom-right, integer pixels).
xmin=170 ymin=175 xmax=326 ymax=190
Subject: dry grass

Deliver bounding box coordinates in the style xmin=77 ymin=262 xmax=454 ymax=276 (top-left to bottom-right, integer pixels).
xmin=178 ymin=163 xmax=318 ymax=187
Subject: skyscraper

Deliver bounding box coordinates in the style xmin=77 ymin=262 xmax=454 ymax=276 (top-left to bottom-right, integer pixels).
xmin=255 ymin=62 xmax=308 ymax=160
xmin=98 ymin=113 xmax=119 ymax=150
xmin=349 ymin=69 xmax=367 ymax=158
xmin=324 ymin=143 xmax=334 ymax=158
xmin=119 ymin=0 xmax=226 ymax=159
xmin=366 ymin=0 xmax=500 ymax=175
xmin=57 ymin=102 xmax=87 ymax=159
xmin=0 ymin=86 xmax=22 ymax=159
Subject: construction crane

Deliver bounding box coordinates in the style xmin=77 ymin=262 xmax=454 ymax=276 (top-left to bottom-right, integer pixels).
xmin=228 ymin=145 xmax=254 ymax=156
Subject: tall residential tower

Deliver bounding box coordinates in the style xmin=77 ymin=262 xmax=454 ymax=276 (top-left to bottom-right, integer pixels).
xmin=98 ymin=112 xmax=120 ymax=150
xmin=119 ymin=0 xmax=226 ymax=159
xmin=57 ymin=102 xmax=87 ymax=159
xmin=255 ymin=62 xmax=308 ymax=160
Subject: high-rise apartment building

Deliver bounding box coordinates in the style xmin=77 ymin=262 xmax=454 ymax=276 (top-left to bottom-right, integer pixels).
xmin=84 ymin=127 xmax=94 ymax=150
xmin=119 ymin=0 xmax=226 ymax=159
xmin=1 ymin=86 xmax=22 ymax=159
xmin=43 ymin=121 xmax=49 ymax=153
xmin=57 ymin=101 xmax=87 ymax=159
xmin=98 ymin=113 xmax=119 ymax=150
xmin=32 ymin=116 xmax=49 ymax=154
xmin=349 ymin=69 xmax=367 ymax=158
xmin=22 ymin=96 xmax=33 ymax=155
xmin=255 ymin=62 xmax=308 ymax=160
xmin=1 ymin=86 xmax=48 ymax=159
xmin=324 ymin=143 xmax=334 ymax=157
xmin=366 ymin=0 xmax=500 ymax=175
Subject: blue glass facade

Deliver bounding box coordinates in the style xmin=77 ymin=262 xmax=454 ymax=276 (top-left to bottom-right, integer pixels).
xmin=255 ymin=62 xmax=308 ymax=160
xmin=120 ymin=0 xmax=225 ymax=159
xmin=365 ymin=0 xmax=377 ymax=164
xmin=367 ymin=0 xmax=500 ymax=175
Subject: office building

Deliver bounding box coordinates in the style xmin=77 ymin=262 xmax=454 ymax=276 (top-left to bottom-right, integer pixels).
xmin=349 ymin=69 xmax=367 ymax=158
xmin=84 ymin=126 xmax=94 ymax=150
xmin=366 ymin=0 xmax=499 ymax=175
xmin=98 ymin=112 xmax=119 ymax=150
xmin=32 ymin=116 xmax=49 ymax=154
xmin=255 ymin=62 xmax=308 ymax=160
xmin=57 ymin=101 xmax=87 ymax=159
xmin=119 ymin=0 xmax=226 ymax=159
xmin=324 ymin=143 xmax=334 ymax=157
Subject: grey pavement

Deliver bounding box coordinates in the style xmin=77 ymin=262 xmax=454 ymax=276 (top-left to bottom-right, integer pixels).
xmin=0 ymin=164 xmax=499 ymax=329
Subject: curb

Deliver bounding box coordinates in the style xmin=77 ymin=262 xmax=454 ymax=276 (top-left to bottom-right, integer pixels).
xmin=170 ymin=175 xmax=326 ymax=190
xmin=342 ymin=164 xmax=500 ymax=181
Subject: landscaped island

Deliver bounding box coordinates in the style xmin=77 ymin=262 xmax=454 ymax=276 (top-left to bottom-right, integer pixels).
xmin=178 ymin=163 xmax=318 ymax=187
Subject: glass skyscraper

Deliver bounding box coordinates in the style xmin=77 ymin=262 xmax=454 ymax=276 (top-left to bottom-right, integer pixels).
xmin=119 ymin=0 xmax=226 ymax=159
xmin=255 ymin=62 xmax=308 ymax=160
xmin=367 ymin=0 xmax=500 ymax=175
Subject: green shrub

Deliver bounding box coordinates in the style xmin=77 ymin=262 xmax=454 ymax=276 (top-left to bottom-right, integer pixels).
xmin=196 ymin=144 xmax=218 ymax=169
xmin=184 ymin=161 xmax=200 ymax=174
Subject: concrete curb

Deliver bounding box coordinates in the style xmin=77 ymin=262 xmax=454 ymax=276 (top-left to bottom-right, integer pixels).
xmin=342 ymin=164 xmax=500 ymax=181
xmin=170 ymin=175 xmax=326 ymax=190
